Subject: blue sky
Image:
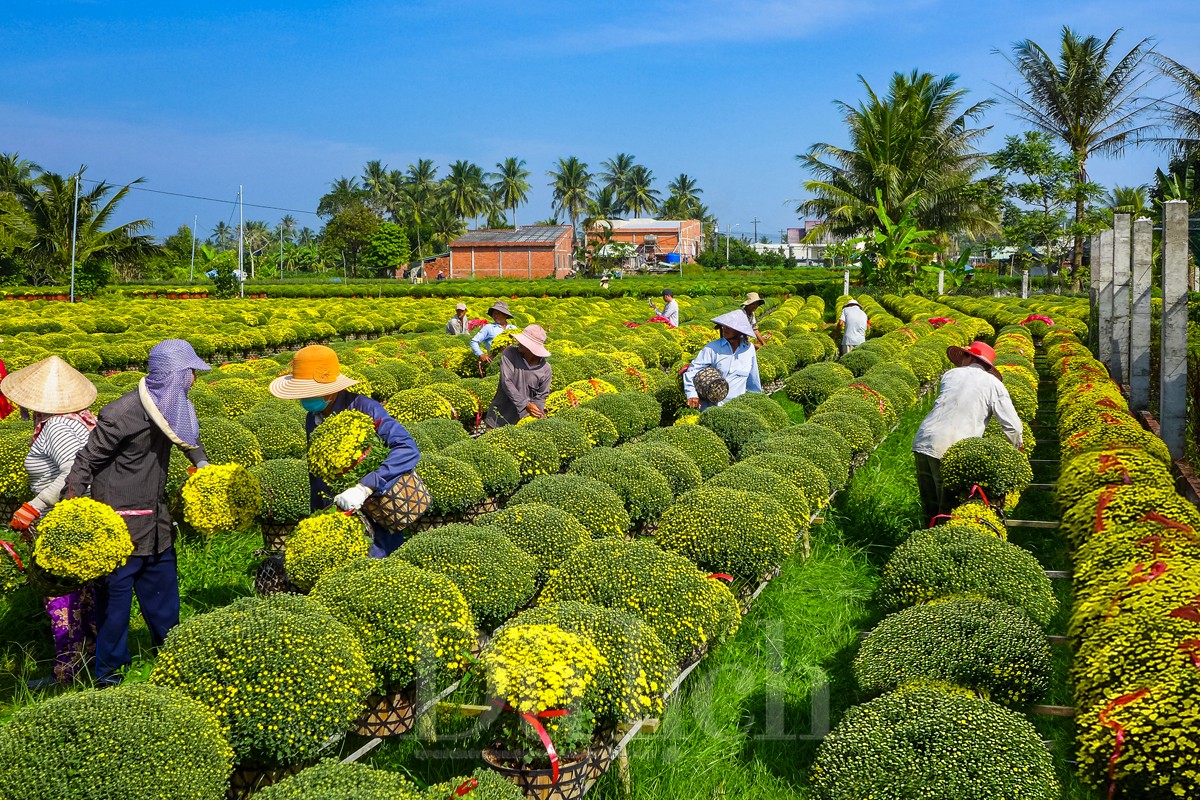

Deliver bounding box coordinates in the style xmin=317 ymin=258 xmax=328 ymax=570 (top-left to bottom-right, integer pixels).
xmin=3 ymin=1 xmax=1198 ymax=242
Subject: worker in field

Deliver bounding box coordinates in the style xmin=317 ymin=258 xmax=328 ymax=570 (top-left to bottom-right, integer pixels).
xmin=912 ymin=341 xmax=1023 ymax=526
xmin=470 ymin=301 xmax=517 ymax=363
xmin=648 ymin=288 xmax=679 ymax=327
xmin=683 ymin=311 xmax=762 ymax=410
xmin=838 ymin=299 xmax=869 ymax=355
xmin=484 ymin=325 xmax=552 ymax=427
xmin=64 ymin=340 xmax=212 ymax=687
xmin=742 ymin=292 xmax=768 ymax=346
xmin=446 ymin=302 xmax=469 ymax=335
xmin=3 ymin=356 xmax=98 ymax=687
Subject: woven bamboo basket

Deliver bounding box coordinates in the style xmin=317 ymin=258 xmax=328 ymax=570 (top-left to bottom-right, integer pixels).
xmin=253 ymin=552 xmax=299 ymax=597
xmin=362 ymin=471 xmax=431 ymax=531
xmin=483 ymin=746 xmax=592 ymax=800
xmin=463 ymin=496 xmax=503 ymax=522
xmin=261 ymin=522 xmax=295 ymax=553
xmin=584 ymin=726 xmax=618 ymax=785
xmin=227 ymin=760 xmax=309 ymax=800
xmin=408 ymin=512 xmax=463 ymax=533
xmin=353 ymin=684 xmax=417 ymax=737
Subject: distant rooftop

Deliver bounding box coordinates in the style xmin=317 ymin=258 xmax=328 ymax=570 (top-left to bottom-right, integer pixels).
xmin=604 ymin=218 xmax=696 ymax=231
xmin=451 ymin=225 xmax=570 ymax=245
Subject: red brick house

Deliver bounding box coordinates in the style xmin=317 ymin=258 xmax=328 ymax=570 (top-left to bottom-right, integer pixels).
xmin=423 ymin=226 xmax=574 ymax=279
xmin=590 ymin=219 xmax=704 ymax=260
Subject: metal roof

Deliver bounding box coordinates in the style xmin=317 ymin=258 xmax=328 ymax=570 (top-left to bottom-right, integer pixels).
xmin=451 ymin=225 xmax=570 ymax=246
xmin=605 ymin=218 xmax=692 ymax=231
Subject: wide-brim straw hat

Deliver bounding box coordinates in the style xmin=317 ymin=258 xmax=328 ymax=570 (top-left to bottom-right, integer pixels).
xmin=947 ymin=342 xmax=1003 ymax=381
xmin=711 ymin=310 xmax=757 ymax=339
xmin=487 ymin=300 xmax=514 ymax=319
xmin=742 ymin=292 xmax=763 ymax=307
xmin=455 ymin=302 xmax=468 ymax=311
xmin=844 ymin=299 xmax=862 ymax=308
xmin=514 ymin=324 xmax=551 ymax=358
xmin=1 ymin=356 xmax=97 ymax=414
xmin=269 ymin=345 xmax=358 ymax=400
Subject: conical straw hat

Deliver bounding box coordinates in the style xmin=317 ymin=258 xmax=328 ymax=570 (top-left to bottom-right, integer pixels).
xmin=1 ymin=356 xmax=98 ymax=414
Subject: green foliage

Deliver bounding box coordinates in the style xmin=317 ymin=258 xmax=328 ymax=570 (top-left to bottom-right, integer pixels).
xmin=807 ymin=411 xmax=874 ymax=456
xmin=478 ymin=425 xmax=561 ymax=481
xmin=785 ymin=361 xmax=855 ymax=410
xmin=250 ymin=459 xmax=311 ymax=524
xmin=360 ymin=222 xmax=412 ymax=277
xmin=198 ymin=416 xmax=264 ymax=468
xmin=479 ymin=503 xmax=591 ymax=583
xmin=556 ymin=405 xmax=620 ymax=448
xmin=567 ymin=448 xmax=673 ymax=522
xmin=720 ymin=390 xmax=792 ymax=431
xmin=620 ymin=441 xmax=703 ymax=497
xmin=698 ymin=405 xmax=771 ymax=458
xmin=0 ymin=683 xmax=232 ymax=800
xmin=439 ymin=438 xmax=521 ymax=498
xmin=638 ymin=424 xmax=732 ymax=479
xmin=704 ymin=463 xmax=811 ymax=531
xmin=237 ymin=412 xmax=306 ymax=460
xmin=809 ymin=686 xmax=1059 ymax=800
xmin=414 ymin=453 xmax=485 ymax=515
xmin=520 ymin=415 xmax=593 ymax=463
xmin=408 ymin=417 xmax=470 ymax=451
xmin=254 ymin=761 xmax=423 ymax=800
xmin=0 ymin=423 xmax=33 ymax=501
xmin=150 ymin=594 xmax=373 ymax=766
xmin=1055 ymin=446 xmax=1174 ymax=513
xmin=508 ymin=473 xmax=631 ymax=537
xmin=657 ymin=485 xmax=796 ymax=579
xmin=853 ymin=598 xmax=1052 ymax=706
xmin=583 ymin=391 xmax=654 ymax=441
xmin=939 ymin=436 xmax=1032 ymax=500
xmin=394 ymin=523 xmax=537 ymax=629
xmin=741 ymin=424 xmax=852 ymax=492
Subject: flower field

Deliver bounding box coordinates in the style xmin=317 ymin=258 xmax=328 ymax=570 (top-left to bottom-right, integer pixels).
xmin=0 ymin=285 xmax=1193 ymax=800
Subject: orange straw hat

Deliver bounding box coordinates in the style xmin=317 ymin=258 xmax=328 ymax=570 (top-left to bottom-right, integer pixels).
xmin=269 ymin=345 xmax=358 ymax=400
xmin=0 ymin=355 xmax=97 ymax=414
xmin=946 ymin=341 xmax=1003 ymax=381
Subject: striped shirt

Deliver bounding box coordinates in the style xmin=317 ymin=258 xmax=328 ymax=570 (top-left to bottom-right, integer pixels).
xmin=26 ymin=415 xmax=92 ymax=511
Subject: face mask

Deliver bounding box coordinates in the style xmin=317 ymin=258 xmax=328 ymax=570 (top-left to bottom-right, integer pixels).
xmin=301 ymin=397 xmax=330 ymax=413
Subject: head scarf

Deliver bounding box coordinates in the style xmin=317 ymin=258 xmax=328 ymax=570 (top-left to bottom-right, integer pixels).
xmin=143 ymin=340 xmax=210 ymax=448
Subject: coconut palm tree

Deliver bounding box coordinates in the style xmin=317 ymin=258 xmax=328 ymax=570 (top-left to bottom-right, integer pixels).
xmin=317 ymin=176 xmax=367 ymax=219
xmin=1155 ymin=55 xmax=1200 ymax=157
xmin=429 ymin=202 xmax=467 ymax=251
xmin=404 ymin=159 xmax=439 ymax=256
xmin=548 ymin=156 xmax=593 ymax=237
xmin=490 ymin=157 xmax=531 ymax=229
xmin=210 ymin=221 xmax=235 ymax=250
xmin=798 ymin=70 xmax=997 ymax=243
xmin=360 ymin=160 xmax=392 ymax=218
xmin=444 ymin=160 xmax=488 ymax=228
xmin=620 ymin=165 xmax=661 ymax=218
xmin=586 ymin=185 xmax=622 ymax=226
xmin=0 ymin=153 xmax=40 ymax=193
xmin=666 ymin=174 xmax=703 ymax=209
xmin=996 ymin=27 xmax=1156 ymax=278
xmin=599 ymin=153 xmax=636 ymax=215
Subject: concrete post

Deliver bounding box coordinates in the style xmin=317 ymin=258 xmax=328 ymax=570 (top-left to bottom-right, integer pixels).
xmin=938 ymin=270 xmax=944 ymax=295
xmin=1130 ymin=217 xmax=1153 ymax=411
xmin=471 ymin=248 xmax=476 ymax=279
xmin=1111 ymin=214 xmax=1132 ymax=385
xmin=1021 ymin=269 xmax=1029 ymax=299
xmin=1097 ymin=229 xmax=1114 ymax=366
xmin=528 ymin=250 xmax=532 ymax=278
xmin=842 ymin=269 xmax=850 ymax=296
xmin=1160 ymin=201 xmax=1190 ymax=461
xmin=498 ymin=248 xmax=503 ymax=278
xmin=1089 ymin=234 xmax=1100 ymax=351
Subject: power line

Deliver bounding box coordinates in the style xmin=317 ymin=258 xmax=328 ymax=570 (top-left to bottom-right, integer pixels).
xmin=78 ymin=177 xmax=320 ymax=216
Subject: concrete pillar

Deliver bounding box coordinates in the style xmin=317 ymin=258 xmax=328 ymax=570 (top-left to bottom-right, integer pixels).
xmin=1089 ymin=234 xmax=1101 ymax=351
xmin=1021 ymin=269 xmax=1029 ymax=299
xmin=471 ymin=248 xmax=476 ymax=279
xmin=938 ymin=270 xmax=944 ymax=295
xmin=842 ymin=269 xmax=850 ymax=296
xmin=449 ymin=251 xmax=454 ymax=279
xmin=528 ymin=250 xmax=532 ymax=278
xmin=1160 ymin=201 xmax=1190 ymax=461
xmin=1130 ymin=217 xmax=1153 ymax=412
xmin=1111 ymin=214 xmax=1132 ymax=385
xmin=1097 ymin=229 xmax=1114 ymax=367
xmin=498 ymin=248 xmax=504 ymax=278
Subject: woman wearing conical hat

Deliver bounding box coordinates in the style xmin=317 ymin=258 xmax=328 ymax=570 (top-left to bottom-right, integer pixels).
xmin=2 ymin=356 xmax=99 ymax=685
xmin=682 ymin=311 xmax=763 ymax=411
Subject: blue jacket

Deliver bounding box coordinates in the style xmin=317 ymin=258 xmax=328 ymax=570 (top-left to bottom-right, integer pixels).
xmin=306 ymin=391 xmax=421 ymax=511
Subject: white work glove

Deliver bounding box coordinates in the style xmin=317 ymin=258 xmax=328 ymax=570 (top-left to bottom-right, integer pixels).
xmin=334 ymin=484 xmax=373 ymax=512
xmin=196 ymin=460 xmax=211 ymax=469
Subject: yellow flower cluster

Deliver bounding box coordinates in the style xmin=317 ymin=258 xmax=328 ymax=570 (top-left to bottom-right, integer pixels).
xmin=544 ymin=378 xmax=618 ymax=417
xmin=180 ymin=463 xmax=261 ymax=535
xmin=284 ymin=512 xmax=369 ymax=592
xmin=946 ymin=500 xmax=1007 ymax=540
xmin=482 ymin=623 xmax=606 ymax=714
xmin=308 ymin=410 xmax=388 ymax=492
xmin=34 ymin=497 xmax=133 ymax=582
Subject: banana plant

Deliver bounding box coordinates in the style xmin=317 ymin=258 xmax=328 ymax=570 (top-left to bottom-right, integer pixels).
xmin=860 ymin=188 xmax=939 ymax=291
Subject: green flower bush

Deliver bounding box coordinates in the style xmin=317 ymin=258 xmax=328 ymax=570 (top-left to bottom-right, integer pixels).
xmin=206 ymin=377 xmax=268 ymax=418
xmin=415 ymin=454 xmax=486 ymax=515
xmin=556 ymin=405 xmax=620 ymax=447
xmin=736 ymin=453 xmax=830 ymax=511
xmin=656 ymin=485 xmax=796 ymax=579
xmin=620 ymin=441 xmax=703 ymax=497
xmin=236 ymin=413 xmax=306 ymax=460
xmin=479 ymin=503 xmax=591 ymax=583
xmin=150 ymin=593 xmax=373 ymax=767
xmin=0 ymin=683 xmax=233 ymax=800
xmin=408 ymin=417 xmax=470 ymax=451
xmin=508 ymin=473 xmax=631 ymax=537
xmin=426 ymin=381 xmax=481 ymax=422
xmin=785 ymin=362 xmax=854 ymax=410
xmin=1056 ymin=447 xmax=1174 ymax=513
xmin=939 ymin=436 xmax=1032 ymax=501
xmin=807 ymin=411 xmax=874 ymax=457
xmin=424 ymin=769 xmax=525 ymax=800
xmin=285 ymin=511 xmax=370 ymax=592
xmin=812 ymin=394 xmax=887 ymax=441
xmin=854 ymin=598 xmax=1052 ymax=706
xmin=439 ymin=439 xmax=521 ymax=498
xmin=198 ymin=416 xmax=263 ymax=468
xmin=311 ymin=557 xmax=476 ymax=691
xmin=0 ymin=424 xmax=32 ymax=501
xmin=584 ymin=391 xmax=654 ymax=441
xmin=307 ymin=410 xmax=388 ymax=493
xmin=638 ymin=424 xmax=731 ymax=479
xmin=383 ymin=388 xmax=455 ymax=424
xmin=1059 ymin=422 xmax=1172 ymax=467
xmin=704 ymin=463 xmax=811 ymax=531
xmin=393 ymin=523 xmax=537 ymax=629
xmin=742 ymin=424 xmax=851 ymax=492
xmin=567 ymin=448 xmax=673 ymax=523
xmin=250 ymin=459 xmax=311 ymax=524
xmin=540 ymin=537 xmax=740 ymax=664
xmin=1072 ymin=514 xmax=1200 ymax=603
xmin=254 ymin=761 xmax=423 ymax=800
xmin=180 ymin=463 xmax=261 ymax=535
xmin=503 ymin=601 xmax=678 ymax=723
xmin=809 ymin=685 xmax=1059 ymax=800
xmin=838 ymin=347 xmax=884 ymax=376
xmin=876 ymin=524 xmax=1057 ymax=626
xmin=520 ymin=416 xmax=593 ymax=463
xmin=721 ymin=391 xmax=792 ymax=431
xmin=1061 ymin=485 xmax=1200 ymax=549
xmin=478 ymin=425 xmax=561 ymax=480
xmin=697 ymin=405 xmax=771 ymax=458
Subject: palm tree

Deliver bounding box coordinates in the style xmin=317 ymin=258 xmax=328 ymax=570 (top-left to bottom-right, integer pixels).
xmin=666 ymin=174 xmax=703 ymax=209
xmin=210 ymin=221 xmax=235 ymax=250
xmin=1107 ymin=185 xmax=1150 ymax=216
xmin=620 ymin=165 xmax=661 ymax=218
xmin=484 ymin=189 xmax=510 ymax=229
xmin=599 ymin=153 xmax=637 ymax=215
xmin=1155 ymin=55 xmax=1200 ymax=157
xmin=444 ymin=160 xmax=487 ymax=228
xmin=318 ymin=176 xmax=367 ymax=219
xmin=490 ymin=157 xmax=531 ymax=229
xmin=0 ymin=153 xmax=40 ymax=193
xmin=586 ymin=185 xmax=622 ymax=225
xmin=548 ymin=157 xmax=594 ymax=237
xmin=429 ymin=202 xmax=467 ymax=251
xmin=5 ymin=169 xmax=156 ymax=284
xmin=798 ymin=70 xmax=997 ymax=243
xmin=404 ymin=159 xmax=439 ymax=256
xmin=996 ymin=27 xmax=1156 ymax=278
xmin=360 ymin=160 xmax=391 ymax=217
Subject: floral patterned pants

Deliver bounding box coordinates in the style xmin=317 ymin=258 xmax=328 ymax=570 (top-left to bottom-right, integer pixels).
xmin=44 ymin=586 xmax=96 ymax=683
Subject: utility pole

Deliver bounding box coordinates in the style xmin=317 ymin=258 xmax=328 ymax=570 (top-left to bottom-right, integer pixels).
xmin=189 ymin=215 xmax=198 ymax=283
xmin=238 ymin=185 xmax=245 ymax=298
xmin=69 ymin=168 xmax=81 ymax=302
xmin=279 ymin=224 xmax=284 ymax=279
xmin=751 ymin=217 xmax=761 ymax=242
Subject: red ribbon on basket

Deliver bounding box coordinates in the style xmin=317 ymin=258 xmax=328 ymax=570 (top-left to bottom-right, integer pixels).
xmin=0 ymin=539 xmax=23 ymax=571
xmin=1098 ymin=688 xmax=1150 ymax=800
xmin=707 ymin=573 xmax=734 ymax=583
xmin=968 ymin=484 xmax=991 ymax=508
xmin=448 ymin=777 xmax=478 ymax=797
xmin=493 ymin=700 xmax=570 ymax=783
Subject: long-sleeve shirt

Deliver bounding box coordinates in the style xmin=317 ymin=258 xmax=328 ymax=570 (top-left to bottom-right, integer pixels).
xmin=25 ymin=415 xmax=91 ymax=513
xmin=485 ymin=347 xmax=553 ymax=427
xmin=683 ymin=337 xmax=762 ymax=410
xmin=912 ymin=364 xmax=1024 ymax=460
xmin=65 ymin=390 xmax=209 ymax=556
xmin=306 ymin=391 xmax=421 ymax=512
xmin=470 ymin=322 xmax=516 ymax=356
xmin=445 ymin=315 xmax=467 ymax=335
xmin=839 ymin=305 xmax=869 ymax=347
xmin=653 ymin=299 xmax=679 ymax=327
